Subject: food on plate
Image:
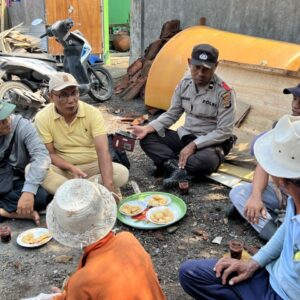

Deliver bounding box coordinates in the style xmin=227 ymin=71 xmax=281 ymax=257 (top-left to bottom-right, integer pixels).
xmin=21 ymin=231 xmax=52 ymax=245
xmin=120 ymin=204 xmax=143 ymax=215
xmin=148 ymin=195 xmax=168 ymax=206
xmin=150 ymin=208 xmax=174 ymax=224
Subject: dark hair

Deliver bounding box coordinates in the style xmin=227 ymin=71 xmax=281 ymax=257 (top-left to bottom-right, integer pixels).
xmin=284 ymin=178 xmax=300 ymax=188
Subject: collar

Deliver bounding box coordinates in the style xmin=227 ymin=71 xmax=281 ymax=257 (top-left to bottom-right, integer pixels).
xmin=53 ymin=101 xmax=85 ymax=120
xmin=79 ymin=231 xmax=115 ymax=268
xmin=194 ymin=74 xmax=217 ymax=94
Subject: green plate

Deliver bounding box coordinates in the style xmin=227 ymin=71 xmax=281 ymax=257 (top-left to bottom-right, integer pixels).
xmin=117 ymin=192 xmax=187 ymax=229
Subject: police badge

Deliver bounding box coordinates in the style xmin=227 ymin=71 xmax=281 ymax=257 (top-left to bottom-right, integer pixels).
xmin=222 ymin=91 xmax=232 ymax=108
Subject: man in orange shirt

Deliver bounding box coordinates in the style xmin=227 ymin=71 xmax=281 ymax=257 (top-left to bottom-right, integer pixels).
xmin=47 ymin=179 xmax=166 ymax=300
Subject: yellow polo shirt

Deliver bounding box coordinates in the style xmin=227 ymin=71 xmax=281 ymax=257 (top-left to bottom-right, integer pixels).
xmin=35 ymin=101 xmax=106 ymax=165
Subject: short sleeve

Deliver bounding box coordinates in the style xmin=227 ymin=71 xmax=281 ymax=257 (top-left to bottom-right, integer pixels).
xmin=89 ymin=108 xmax=107 ymax=137
xmin=34 ymin=110 xmax=53 ymax=144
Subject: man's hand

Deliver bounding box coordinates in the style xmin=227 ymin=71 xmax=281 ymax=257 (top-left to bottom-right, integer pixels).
xmin=17 ymin=192 xmax=35 ymax=216
xmin=214 ymin=258 xmax=260 ymax=285
xmin=179 ymin=142 xmax=196 ymax=169
xmin=131 ymin=125 xmax=154 ymax=140
xmin=244 ymin=194 xmax=267 ymax=224
xmin=70 ymin=166 xmax=87 ymax=178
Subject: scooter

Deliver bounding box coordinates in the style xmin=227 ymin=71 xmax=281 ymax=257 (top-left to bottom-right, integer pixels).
xmin=0 ymin=18 xmax=113 ymax=118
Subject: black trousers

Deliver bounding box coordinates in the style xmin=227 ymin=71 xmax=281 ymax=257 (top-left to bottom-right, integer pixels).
xmin=140 ymin=129 xmax=229 ymax=176
xmin=0 ymin=179 xmax=50 ymax=214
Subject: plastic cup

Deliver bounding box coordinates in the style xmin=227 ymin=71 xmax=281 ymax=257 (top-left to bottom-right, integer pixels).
xmin=0 ymin=225 xmax=11 ymax=243
xmin=179 ymin=180 xmax=189 ymax=195
xmin=229 ymin=239 xmax=244 ymax=259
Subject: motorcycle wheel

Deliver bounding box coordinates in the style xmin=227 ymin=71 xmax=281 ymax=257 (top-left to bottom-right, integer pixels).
xmin=87 ymin=65 xmax=114 ymax=102
xmin=0 ymin=81 xmax=37 ymax=120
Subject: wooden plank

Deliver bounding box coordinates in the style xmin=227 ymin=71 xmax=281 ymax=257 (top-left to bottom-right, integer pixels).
xmin=207 ymin=173 xmax=243 ymax=188
xmin=218 ymin=162 xmax=254 ymax=182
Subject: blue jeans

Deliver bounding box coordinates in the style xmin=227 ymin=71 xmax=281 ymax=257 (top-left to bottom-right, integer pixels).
xmin=229 ymin=182 xmax=280 ymax=233
xmin=179 ymin=259 xmax=282 ymax=300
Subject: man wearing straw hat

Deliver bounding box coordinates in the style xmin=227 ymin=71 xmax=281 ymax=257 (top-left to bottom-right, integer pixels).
xmin=47 ymin=179 xmax=166 ymax=300
xmin=228 ymin=84 xmax=300 ymax=241
xmin=179 ymin=114 xmax=300 ymax=300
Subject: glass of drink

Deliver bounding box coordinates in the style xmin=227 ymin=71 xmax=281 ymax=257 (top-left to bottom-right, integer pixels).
xmin=0 ymin=225 xmax=11 ymax=243
xmin=229 ymin=239 xmax=244 ymax=260
xmin=179 ymin=180 xmax=189 ymax=195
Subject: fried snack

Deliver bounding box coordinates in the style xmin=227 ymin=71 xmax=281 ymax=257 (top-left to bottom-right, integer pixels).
xmin=120 ymin=204 xmax=143 ymax=215
xmin=148 ymin=195 xmax=168 ymax=206
xmin=21 ymin=232 xmax=51 ymax=244
xmin=150 ymin=208 xmax=174 ymax=224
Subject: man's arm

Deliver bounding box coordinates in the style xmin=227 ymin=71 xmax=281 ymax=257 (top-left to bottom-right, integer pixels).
xmin=244 ymin=164 xmax=269 ymax=224
xmin=148 ymin=83 xmax=185 ymax=137
xmin=17 ymin=119 xmax=51 ymax=218
xmin=45 ymin=142 xmax=87 ymax=178
xmin=94 ymin=135 xmax=115 ymax=193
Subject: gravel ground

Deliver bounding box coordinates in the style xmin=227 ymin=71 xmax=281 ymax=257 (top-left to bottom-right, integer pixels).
xmin=0 ymin=59 xmax=263 ymax=300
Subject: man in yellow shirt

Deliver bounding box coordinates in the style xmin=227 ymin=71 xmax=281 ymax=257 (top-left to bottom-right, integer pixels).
xmin=35 ymin=72 xmax=129 ymax=195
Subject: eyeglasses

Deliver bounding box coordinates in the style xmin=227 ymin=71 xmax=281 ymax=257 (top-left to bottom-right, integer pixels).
xmin=52 ymin=90 xmax=79 ymax=102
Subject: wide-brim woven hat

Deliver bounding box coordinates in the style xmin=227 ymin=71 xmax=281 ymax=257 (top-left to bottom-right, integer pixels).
xmin=46 ymin=179 xmax=117 ymax=249
xmin=254 ymin=114 xmax=300 ymax=178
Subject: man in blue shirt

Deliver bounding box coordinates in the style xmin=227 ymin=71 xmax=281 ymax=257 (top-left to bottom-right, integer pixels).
xmin=179 ymin=114 xmax=300 ymax=300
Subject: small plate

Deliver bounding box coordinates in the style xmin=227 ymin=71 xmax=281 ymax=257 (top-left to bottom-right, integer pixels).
xmin=146 ymin=206 xmax=178 ymax=225
xmin=144 ymin=194 xmax=171 ymax=207
xmin=17 ymin=228 xmax=52 ymax=248
xmin=119 ymin=200 xmax=147 ymax=216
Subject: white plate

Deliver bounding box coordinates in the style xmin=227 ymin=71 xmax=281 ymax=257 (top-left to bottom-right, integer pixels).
xmin=146 ymin=206 xmax=178 ymax=225
xmin=144 ymin=194 xmax=172 ymax=207
xmin=119 ymin=200 xmax=147 ymax=216
xmin=17 ymin=228 xmax=52 ymax=248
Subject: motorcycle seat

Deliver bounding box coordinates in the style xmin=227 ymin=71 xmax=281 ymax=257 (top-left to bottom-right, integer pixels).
xmin=0 ymin=52 xmax=57 ymax=63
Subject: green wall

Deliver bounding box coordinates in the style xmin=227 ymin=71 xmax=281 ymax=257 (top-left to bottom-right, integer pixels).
xmin=109 ymin=0 xmax=130 ymax=25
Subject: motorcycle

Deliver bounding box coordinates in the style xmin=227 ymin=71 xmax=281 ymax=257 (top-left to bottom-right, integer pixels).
xmin=0 ymin=18 xmax=114 ymax=118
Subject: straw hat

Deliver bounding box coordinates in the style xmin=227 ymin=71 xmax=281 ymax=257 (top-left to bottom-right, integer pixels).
xmin=254 ymin=115 xmax=300 ymax=178
xmin=46 ymin=179 xmax=117 ymax=248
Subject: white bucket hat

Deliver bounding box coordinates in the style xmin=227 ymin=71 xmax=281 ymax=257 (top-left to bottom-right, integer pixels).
xmin=46 ymin=179 xmax=117 ymax=249
xmin=254 ymin=114 xmax=300 ymax=178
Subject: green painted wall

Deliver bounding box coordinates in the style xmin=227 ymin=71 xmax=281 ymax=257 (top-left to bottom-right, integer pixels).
xmin=109 ymin=0 xmax=130 ymax=25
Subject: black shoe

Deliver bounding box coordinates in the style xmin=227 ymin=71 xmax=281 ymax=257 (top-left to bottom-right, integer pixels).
xmin=163 ymin=168 xmax=191 ymax=189
xmin=151 ymin=165 xmax=165 ymax=178
xmin=162 ymin=159 xmax=179 ymax=177
xmin=226 ymin=204 xmax=241 ymax=220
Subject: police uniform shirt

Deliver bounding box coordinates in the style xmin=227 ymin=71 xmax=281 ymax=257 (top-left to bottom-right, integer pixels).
xmin=149 ymin=73 xmax=236 ymax=149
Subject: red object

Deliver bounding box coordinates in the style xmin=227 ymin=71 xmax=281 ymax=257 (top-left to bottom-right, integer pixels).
xmin=222 ymin=81 xmax=231 ymax=91
xmin=112 ymin=134 xmax=136 ymax=152
xmin=0 ymin=226 xmax=11 ymax=243
xmin=132 ymin=208 xmax=150 ymax=221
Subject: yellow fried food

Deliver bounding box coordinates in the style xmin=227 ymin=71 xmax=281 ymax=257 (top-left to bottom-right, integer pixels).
xmin=148 ymin=195 xmax=168 ymax=206
xmin=120 ymin=204 xmax=142 ymax=215
xmin=150 ymin=208 xmax=174 ymax=224
xmin=21 ymin=232 xmax=51 ymax=244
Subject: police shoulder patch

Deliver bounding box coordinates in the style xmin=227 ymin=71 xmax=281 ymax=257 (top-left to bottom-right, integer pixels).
xmin=221 ymin=91 xmax=232 ymax=108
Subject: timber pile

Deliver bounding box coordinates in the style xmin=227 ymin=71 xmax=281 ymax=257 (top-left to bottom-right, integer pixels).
xmin=0 ymin=23 xmax=42 ymax=53
xmin=115 ymin=20 xmax=181 ymax=101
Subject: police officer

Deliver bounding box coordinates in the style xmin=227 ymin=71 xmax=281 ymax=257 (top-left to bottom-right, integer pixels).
xmin=132 ymin=44 xmax=236 ymax=188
